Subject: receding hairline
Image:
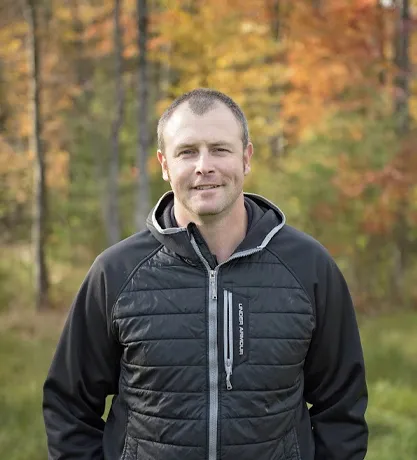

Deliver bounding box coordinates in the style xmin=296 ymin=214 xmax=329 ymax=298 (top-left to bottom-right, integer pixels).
xmin=170 ymin=98 xmax=227 ymax=118
xmin=163 ymin=100 xmax=240 ymax=137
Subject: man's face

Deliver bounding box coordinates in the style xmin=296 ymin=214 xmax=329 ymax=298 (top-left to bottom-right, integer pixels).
xmin=157 ymin=102 xmax=253 ymax=222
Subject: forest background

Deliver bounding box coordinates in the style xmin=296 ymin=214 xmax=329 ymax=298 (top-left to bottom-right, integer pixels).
xmin=0 ymin=1 xmax=416 ymax=459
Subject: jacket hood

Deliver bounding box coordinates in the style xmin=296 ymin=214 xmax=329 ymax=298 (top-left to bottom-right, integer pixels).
xmin=146 ymin=191 xmax=286 ymax=260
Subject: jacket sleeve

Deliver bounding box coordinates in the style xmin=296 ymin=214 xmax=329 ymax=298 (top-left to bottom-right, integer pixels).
xmin=43 ymin=257 xmax=122 ymax=460
xmin=303 ymin=256 xmax=368 ymax=460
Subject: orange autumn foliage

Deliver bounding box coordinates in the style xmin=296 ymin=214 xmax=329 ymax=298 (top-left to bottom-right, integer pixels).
xmin=283 ymin=0 xmax=393 ymax=139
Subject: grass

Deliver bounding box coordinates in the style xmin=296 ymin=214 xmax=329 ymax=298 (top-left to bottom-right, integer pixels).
xmin=360 ymin=312 xmax=417 ymax=460
xmin=0 ymin=325 xmax=58 ymax=460
xmin=0 ymin=308 xmax=416 ymax=459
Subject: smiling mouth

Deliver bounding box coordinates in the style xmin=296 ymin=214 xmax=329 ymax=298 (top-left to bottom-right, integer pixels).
xmin=193 ymin=185 xmax=221 ymax=190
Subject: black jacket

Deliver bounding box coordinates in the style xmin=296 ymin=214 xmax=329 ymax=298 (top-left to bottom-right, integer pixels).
xmin=43 ymin=192 xmax=368 ymax=460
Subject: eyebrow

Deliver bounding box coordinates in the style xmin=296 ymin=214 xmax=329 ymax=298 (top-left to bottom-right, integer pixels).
xmin=175 ymin=141 xmax=234 ymax=152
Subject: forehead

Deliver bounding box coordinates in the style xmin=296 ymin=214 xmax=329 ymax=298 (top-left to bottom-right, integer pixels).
xmin=163 ymin=102 xmax=241 ymax=149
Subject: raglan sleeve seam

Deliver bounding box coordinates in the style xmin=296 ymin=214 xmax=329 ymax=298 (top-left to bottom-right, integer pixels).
xmin=265 ymin=246 xmax=316 ymax=321
xmin=109 ymin=244 xmax=164 ymax=340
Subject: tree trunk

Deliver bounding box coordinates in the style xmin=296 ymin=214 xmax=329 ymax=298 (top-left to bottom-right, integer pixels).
xmin=105 ymin=0 xmax=124 ymax=245
xmin=267 ymin=0 xmax=286 ymax=158
xmin=392 ymin=0 xmax=410 ymax=302
xmin=394 ymin=0 xmax=409 ymax=135
xmin=68 ymin=0 xmax=87 ymax=187
xmin=135 ymin=0 xmax=151 ymax=231
xmin=376 ymin=0 xmax=387 ymax=85
xmin=24 ymin=0 xmax=49 ymax=310
xmin=0 ymin=60 xmax=9 ymax=132
xmin=159 ymin=43 xmax=172 ymax=100
xmin=66 ymin=0 xmax=85 ymax=256
xmin=312 ymin=0 xmax=322 ymax=12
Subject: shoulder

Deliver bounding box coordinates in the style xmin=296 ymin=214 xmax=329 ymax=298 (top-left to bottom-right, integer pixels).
xmin=96 ymin=228 xmax=161 ymax=270
xmin=87 ymin=229 xmax=162 ymax=304
xmin=267 ymin=224 xmax=341 ymax=308
xmin=270 ymin=224 xmax=333 ymax=267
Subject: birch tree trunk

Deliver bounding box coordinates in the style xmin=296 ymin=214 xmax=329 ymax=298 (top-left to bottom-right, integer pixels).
xmin=24 ymin=0 xmax=49 ymax=310
xmin=135 ymin=0 xmax=151 ymax=231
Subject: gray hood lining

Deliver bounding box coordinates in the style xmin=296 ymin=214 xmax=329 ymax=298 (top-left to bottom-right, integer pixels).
xmin=150 ymin=191 xmax=286 ymax=250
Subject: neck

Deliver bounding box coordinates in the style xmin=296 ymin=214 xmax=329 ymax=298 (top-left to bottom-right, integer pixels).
xmin=175 ymin=195 xmax=248 ymax=263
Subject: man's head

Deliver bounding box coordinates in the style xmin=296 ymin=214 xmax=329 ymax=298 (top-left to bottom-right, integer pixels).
xmin=156 ymin=88 xmax=253 ymax=225
xmin=157 ymin=88 xmax=250 ymax=153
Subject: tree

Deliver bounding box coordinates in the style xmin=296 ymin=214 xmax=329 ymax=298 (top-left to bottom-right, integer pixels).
xmin=266 ymin=0 xmax=291 ymax=158
xmin=392 ymin=0 xmax=411 ymax=300
xmin=23 ymin=0 xmax=49 ymax=310
xmin=135 ymin=0 xmax=151 ymax=231
xmin=105 ymin=0 xmax=124 ymax=245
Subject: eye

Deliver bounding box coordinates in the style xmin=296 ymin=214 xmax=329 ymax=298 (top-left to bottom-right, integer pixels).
xmin=214 ymin=147 xmax=229 ymax=153
xmin=179 ymin=149 xmax=195 ymax=156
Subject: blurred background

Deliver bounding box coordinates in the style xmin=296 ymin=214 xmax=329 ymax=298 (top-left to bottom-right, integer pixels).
xmin=0 ymin=0 xmax=416 ymax=459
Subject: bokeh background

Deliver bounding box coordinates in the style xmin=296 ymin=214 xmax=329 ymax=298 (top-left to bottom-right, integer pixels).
xmin=0 ymin=1 xmax=416 ymax=459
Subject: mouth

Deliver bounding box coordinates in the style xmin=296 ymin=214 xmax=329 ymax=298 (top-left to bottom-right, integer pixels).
xmin=193 ymin=185 xmax=221 ymax=190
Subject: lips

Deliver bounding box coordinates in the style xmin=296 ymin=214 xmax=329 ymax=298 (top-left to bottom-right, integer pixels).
xmin=193 ymin=185 xmax=221 ymax=190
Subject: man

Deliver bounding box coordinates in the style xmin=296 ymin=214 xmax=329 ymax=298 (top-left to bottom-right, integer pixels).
xmin=43 ymin=88 xmax=368 ymax=460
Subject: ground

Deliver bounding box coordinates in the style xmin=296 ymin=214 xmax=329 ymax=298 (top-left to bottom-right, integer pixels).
xmin=0 ymin=309 xmax=416 ymax=460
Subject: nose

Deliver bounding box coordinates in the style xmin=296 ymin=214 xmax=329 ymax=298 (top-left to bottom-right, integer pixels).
xmin=195 ymin=150 xmax=215 ymax=175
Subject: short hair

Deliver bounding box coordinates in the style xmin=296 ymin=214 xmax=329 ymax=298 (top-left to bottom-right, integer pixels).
xmin=157 ymin=88 xmax=250 ymax=152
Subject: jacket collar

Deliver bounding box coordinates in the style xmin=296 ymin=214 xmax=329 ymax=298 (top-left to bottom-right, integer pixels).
xmin=146 ymin=191 xmax=286 ymax=261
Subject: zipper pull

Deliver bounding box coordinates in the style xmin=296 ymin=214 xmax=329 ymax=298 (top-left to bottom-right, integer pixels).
xmin=210 ymin=270 xmax=217 ymax=300
xmin=225 ymin=358 xmax=233 ymax=390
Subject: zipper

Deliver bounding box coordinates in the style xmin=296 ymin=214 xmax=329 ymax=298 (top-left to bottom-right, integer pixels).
xmin=190 ymin=234 xmax=264 ymax=460
xmin=210 ymin=270 xmax=217 ymax=300
xmin=189 ymin=237 xmax=219 ymax=460
xmin=223 ymin=290 xmax=233 ymax=390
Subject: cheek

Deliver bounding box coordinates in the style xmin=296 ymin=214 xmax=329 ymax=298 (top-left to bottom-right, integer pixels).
xmin=227 ymin=161 xmax=246 ymax=180
xmin=167 ymin=165 xmax=189 ymax=187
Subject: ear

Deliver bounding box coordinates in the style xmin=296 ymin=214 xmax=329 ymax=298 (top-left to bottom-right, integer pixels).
xmin=243 ymin=142 xmax=254 ymax=176
xmin=157 ymin=150 xmax=170 ymax=182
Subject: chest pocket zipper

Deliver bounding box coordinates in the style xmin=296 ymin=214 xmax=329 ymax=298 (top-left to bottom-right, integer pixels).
xmin=223 ymin=290 xmax=233 ymax=390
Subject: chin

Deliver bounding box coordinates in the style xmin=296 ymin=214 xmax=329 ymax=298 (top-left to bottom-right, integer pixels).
xmin=194 ymin=207 xmax=222 ymax=217
xmin=191 ymin=204 xmax=224 ymax=217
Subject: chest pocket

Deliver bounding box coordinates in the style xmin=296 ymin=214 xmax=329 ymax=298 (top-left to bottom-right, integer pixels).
xmin=222 ymin=286 xmax=313 ymax=391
